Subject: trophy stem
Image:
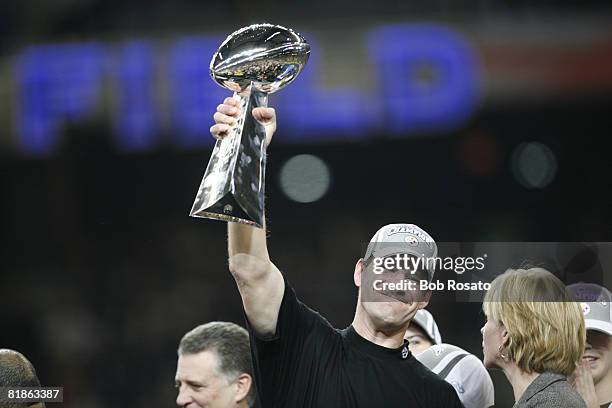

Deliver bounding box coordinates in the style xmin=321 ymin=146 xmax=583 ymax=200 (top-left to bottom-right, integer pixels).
xmin=190 ymin=84 xmax=268 ymax=228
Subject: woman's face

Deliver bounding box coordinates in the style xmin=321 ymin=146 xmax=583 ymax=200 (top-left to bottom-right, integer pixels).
xmin=481 ymin=314 xmax=507 ymax=368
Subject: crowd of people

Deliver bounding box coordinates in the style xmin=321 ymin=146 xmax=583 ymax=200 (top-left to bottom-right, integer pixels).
xmin=165 ymin=98 xmax=612 ymax=408
xmin=2 ymin=99 xmax=611 ymax=408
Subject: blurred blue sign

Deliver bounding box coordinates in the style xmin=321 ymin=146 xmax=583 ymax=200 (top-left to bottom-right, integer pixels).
xmin=14 ymin=24 xmax=480 ymax=156
xmin=15 ymin=44 xmax=106 ymax=155
xmin=112 ymin=41 xmax=159 ymax=152
xmin=369 ymin=24 xmax=480 ymax=134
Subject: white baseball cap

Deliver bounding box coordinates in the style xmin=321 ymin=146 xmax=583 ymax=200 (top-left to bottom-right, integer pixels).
xmin=363 ymin=223 xmax=438 ymax=282
xmin=411 ymin=309 xmax=443 ymax=345
xmin=567 ymin=283 xmax=612 ymax=336
xmin=416 ymin=343 xmax=495 ymax=408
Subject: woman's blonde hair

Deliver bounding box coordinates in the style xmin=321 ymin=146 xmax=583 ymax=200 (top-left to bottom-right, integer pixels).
xmin=483 ymin=267 xmax=585 ymax=376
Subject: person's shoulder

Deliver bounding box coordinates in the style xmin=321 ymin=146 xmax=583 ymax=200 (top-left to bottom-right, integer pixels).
xmin=283 ymin=276 xmax=337 ymax=329
xmin=544 ymin=376 xmax=586 ymax=404
xmin=289 ymin=283 xmax=345 ymax=341
xmin=527 ymin=392 xmax=586 ymax=408
xmin=525 ymin=380 xmax=586 ymax=408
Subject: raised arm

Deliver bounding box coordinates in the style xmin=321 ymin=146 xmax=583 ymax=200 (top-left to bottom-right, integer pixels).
xmin=211 ymin=97 xmax=284 ymax=337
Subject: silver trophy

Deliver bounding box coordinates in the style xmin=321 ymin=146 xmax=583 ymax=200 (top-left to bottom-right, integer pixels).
xmin=190 ymin=23 xmax=310 ymax=227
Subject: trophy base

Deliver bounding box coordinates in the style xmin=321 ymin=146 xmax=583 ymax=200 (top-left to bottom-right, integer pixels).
xmin=191 ymin=194 xmax=259 ymax=226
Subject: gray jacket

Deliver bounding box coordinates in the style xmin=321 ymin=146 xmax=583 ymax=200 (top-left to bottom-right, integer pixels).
xmin=513 ymin=372 xmax=586 ymax=408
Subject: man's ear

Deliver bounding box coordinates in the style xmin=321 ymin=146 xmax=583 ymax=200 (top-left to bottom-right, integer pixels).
xmin=416 ymin=290 xmax=432 ymax=310
xmin=234 ymin=373 xmax=252 ymax=403
xmin=354 ymin=258 xmax=364 ymax=288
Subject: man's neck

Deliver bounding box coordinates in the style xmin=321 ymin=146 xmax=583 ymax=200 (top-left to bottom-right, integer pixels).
xmin=351 ymin=306 xmax=408 ymax=349
xmin=502 ymin=364 xmax=540 ymax=402
xmin=595 ymin=370 xmax=612 ymax=406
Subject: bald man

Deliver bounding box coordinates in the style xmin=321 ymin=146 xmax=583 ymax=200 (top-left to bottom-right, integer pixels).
xmin=0 ymin=349 xmax=45 ymax=408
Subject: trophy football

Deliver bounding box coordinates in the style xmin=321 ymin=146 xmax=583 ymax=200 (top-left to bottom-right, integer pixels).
xmin=190 ymin=24 xmax=310 ymax=227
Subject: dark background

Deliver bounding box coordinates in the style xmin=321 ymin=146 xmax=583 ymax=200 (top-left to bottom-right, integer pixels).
xmin=1 ymin=1 xmax=612 ymax=407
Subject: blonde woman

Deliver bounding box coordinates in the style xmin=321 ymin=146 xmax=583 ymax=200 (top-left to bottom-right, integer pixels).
xmin=481 ymin=267 xmax=586 ymax=407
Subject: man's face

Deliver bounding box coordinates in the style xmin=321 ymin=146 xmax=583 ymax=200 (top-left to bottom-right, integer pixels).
xmin=404 ymin=323 xmax=433 ymax=356
xmin=175 ymin=350 xmax=238 ymax=408
xmin=360 ymin=298 xmax=422 ymax=331
xmin=583 ymin=330 xmax=612 ymax=384
xmin=356 ymin=257 xmax=429 ymax=331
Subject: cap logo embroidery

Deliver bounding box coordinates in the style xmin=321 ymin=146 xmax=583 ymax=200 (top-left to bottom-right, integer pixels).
xmin=405 ymin=235 xmax=419 ymax=246
xmin=386 ymin=226 xmax=434 ymax=249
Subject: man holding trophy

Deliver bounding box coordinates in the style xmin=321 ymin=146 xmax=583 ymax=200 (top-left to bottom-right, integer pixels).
xmin=193 ymin=24 xmax=464 ymax=408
